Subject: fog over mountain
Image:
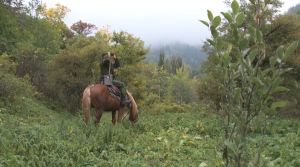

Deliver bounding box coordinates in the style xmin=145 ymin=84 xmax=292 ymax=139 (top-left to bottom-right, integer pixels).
xmin=146 ymin=42 xmax=208 ymax=69
xmin=24 ymin=0 xmax=297 ymax=68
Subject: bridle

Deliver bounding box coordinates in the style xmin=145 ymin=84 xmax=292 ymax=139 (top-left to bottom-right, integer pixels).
xmin=122 ymin=110 xmax=139 ymax=124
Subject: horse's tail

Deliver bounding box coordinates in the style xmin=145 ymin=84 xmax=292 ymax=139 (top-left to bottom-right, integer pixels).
xmin=82 ymin=86 xmax=92 ymax=124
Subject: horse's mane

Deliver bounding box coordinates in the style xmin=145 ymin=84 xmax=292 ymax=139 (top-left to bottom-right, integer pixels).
xmin=126 ymin=91 xmax=138 ymax=113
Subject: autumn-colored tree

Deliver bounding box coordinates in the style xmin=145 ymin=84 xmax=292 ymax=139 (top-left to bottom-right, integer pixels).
xmin=95 ymin=24 xmax=112 ymax=44
xmin=71 ymin=20 xmax=98 ymax=36
xmin=41 ymin=3 xmax=70 ymax=22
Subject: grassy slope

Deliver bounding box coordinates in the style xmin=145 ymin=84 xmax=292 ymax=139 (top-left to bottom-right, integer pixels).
xmin=1 ymin=97 xmax=300 ymax=166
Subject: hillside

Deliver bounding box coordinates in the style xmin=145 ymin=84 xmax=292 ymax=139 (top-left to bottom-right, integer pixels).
xmin=1 ymin=96 xmax=300 ymax=166
xmin=286 ymin=3 xmax=300 ymax=15
xmin=146 ymin=42 xmax=208 ymax=69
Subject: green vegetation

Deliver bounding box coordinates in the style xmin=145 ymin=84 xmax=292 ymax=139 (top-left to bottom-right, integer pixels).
xmin=1 ymin=0 xmax=300 ymax=166
xmin=1 ymin=98 xmax=300 ymax=166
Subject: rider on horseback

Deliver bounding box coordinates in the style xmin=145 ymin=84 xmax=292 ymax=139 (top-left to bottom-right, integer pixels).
xmin=100 ymin=52 xmax=132 ymax=105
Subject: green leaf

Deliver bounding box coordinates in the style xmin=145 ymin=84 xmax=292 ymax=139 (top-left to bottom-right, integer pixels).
xmin=216 ymin=37 xmax=224 ymax=51
xmin=231 ymin=0 xmax=239 ymax=15
xmin=256 ymin=30 xmax=263 ymax=43
xmin=260 ymin=43 xmax=265 ymax=50
xmin=222 ymin=67 xmax=228 ymax=78
xmin=199 ymin=20 xmax=209 ymax=27
xmin=227 ymin=44 xmax=232 ymax=53
xmin=242 ymin=60 xmax=252 ymax=74
xmin=242 ymin=48 xmax=250 ymax=57
xmin=221 ymin=12 xmax=233 ymax=23
xmin=264 ymin=0 xmax=271 ymax=4
xmin=248 ymin=49 xmax=258 ymax=63
xmin=228 ymin=39 xmax=238 ymax=47
xmin=271 ymin=102 xmax=287 ymax=109
xmin=279 ymin=67 xmax=293 ymax=76
xmin=210 ymin=26 xmax=219 ymax=39
xmin=269 ymin=57 xmax=276 ymax=67
xmin=276 ymin=45 xmax=285 ymax=60
xmin=260 ymin=69 xmax=271 ymax=77
xmin=233 ymin=29 xmax=239 ymax=41
xmin=250 ymin=0 xmax=256 ymax=5
xmin=207 ymin=10 xmax=213 ymax=21
xmin=230 ymin=23 xmax=238 ymax=29
xmin=240 ymin=38 xmax=249 ymax=50
xmin=199 ymin=162 xmax=208 ymax=167
xmin=212 ymin=16 xmax=222 ymax=27
xmin=232 ymin=115 xmax=239 ymax=124
xmin=271 ymin=86 xmax=289 ymax=93
xmin=230 ymin=63 xmax=237 ymax=68
xmin=280 ymin=67 xmax=293 ymax=74
xmin=252 ymin=77 xmax=264 ymax=88
xmin=285 ymin=40 xmax=299 ymax=58
xmin=248 ymin=25 xmax=256 ymax=38
xmin=223 ymin=52 xmax=229 ymax=58
xmin=224 ymin=56 xmax=232 ymax=67
xmin=271 ymin=77 xmax=282 ymax=88
xmin=225 ymin=140 xmax=235 ymax=151
xmin=236 ymin=12 xmax=245 ymax=25
xmin=267 ymin=108 xmax=278 ymax=115
xmin=207 ymin=39 xmax=215 ymax=46
xmin=234 ymin=88 xmax=241 ymax=96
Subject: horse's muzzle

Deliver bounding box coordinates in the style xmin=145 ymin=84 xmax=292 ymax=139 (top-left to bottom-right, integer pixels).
xmin=130 ymin=114 xmax=139 ymax=124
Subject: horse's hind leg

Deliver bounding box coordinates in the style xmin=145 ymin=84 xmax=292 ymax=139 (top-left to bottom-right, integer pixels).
xmin=94 ymin=108 xmax=103 ymax=126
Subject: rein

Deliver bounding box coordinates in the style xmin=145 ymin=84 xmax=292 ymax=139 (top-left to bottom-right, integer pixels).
xmin=122 ymin=110 xmax=139 ymax=124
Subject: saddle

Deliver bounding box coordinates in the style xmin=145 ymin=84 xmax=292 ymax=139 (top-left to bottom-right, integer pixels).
xmin=107 ymin=85 xmax=121 ymax=101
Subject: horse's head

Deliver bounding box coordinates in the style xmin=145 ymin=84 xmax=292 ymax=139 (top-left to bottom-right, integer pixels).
xmin=126 ymin=92 xmax=139 ymax=124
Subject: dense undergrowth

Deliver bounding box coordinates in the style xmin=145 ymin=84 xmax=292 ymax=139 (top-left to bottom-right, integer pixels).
xmin=0 ymin=96 xmax=300 ymax=166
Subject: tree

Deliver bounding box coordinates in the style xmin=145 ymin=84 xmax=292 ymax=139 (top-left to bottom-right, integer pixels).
xmin=41 ymin=3 xmax=70 ymax=22
xmin=95 ymin=24 xmax=112 ymax=44
xmin=71 ymin=20 xmax=98 ymax=36
xmin=157 ymin=50 xmax=164 ymax=67
xmin=200 ymin=0 xmax=299 ymax=166
xmin=168 ymin=67 xmax=192 ymax=105
xmin=111 ymin=30 xmax=149 ymax=66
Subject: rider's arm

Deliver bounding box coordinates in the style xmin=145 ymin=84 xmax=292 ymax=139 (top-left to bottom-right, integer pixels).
xmin=102 ymin=56 xmax=111 ymax=66
xmin=113 ymin=58 xmax=120 ymax=68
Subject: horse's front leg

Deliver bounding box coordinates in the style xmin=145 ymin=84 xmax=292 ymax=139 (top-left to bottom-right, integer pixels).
xmin=112 ymin=110 xmax=116 ymax=125
xmin=94 ymin=108 xmax=103 ymax=126
xmin=117 ymin=107 xmax=126 ymax=124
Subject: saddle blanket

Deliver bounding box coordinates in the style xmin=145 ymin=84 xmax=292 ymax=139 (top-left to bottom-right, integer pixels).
xmin=107 ymin=85 xmax=121 ymax=101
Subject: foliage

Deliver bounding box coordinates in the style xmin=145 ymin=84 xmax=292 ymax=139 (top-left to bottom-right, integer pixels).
xmin=111 ymin=30 xmax=149 ymax=66
xmin=95 ymin=24 xmax=112 ymax=44
xmin=45 ymin=36 xmax=103 ymax=112
xmin=167 ymin=67 xmax=192 ymax=105
xmin=71 ymin=20 xmax=98 ymax=36
xmin=1 ymin=93 xmax=300 ymax=166
xmin=41 ymin=3 xmax=70 ymax=22
xmin=200 ymin=0 xmax=299 ymax=166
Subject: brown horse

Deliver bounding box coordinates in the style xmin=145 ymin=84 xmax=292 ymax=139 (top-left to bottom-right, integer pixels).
xmin=82 ymin=84 xmax=139 ymax=126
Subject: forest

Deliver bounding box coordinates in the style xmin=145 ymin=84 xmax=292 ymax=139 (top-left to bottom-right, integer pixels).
xmin=1 ymin=0 xmax=300 ymax=166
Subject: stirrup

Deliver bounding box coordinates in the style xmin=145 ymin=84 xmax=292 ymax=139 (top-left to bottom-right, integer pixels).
xmin=121 ymin=99 xmax=132 ymax=105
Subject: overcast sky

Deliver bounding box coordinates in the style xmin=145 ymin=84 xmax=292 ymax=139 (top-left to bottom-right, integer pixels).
xmin=38 ymin=0 xmax=295 ymax=46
